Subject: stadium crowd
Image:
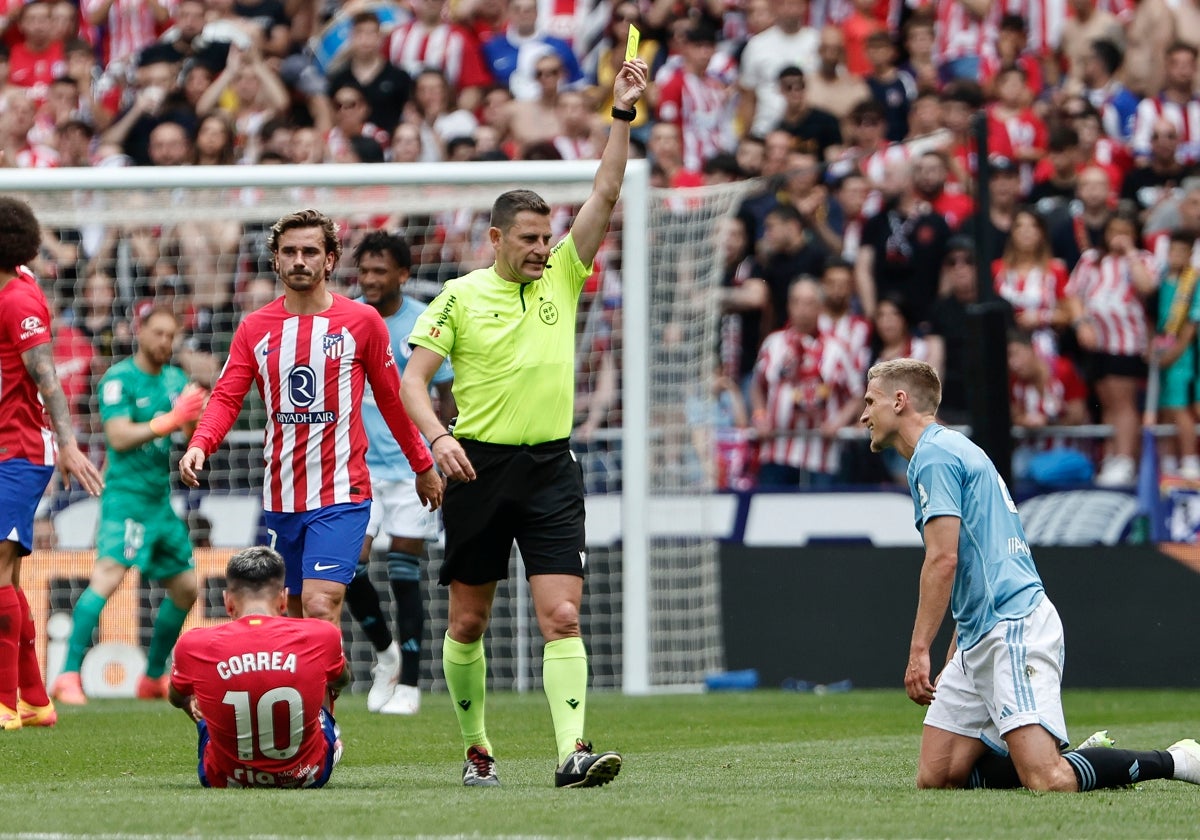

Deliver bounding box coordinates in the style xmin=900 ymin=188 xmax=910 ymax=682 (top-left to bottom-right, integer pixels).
xmin=5 ymin=0 xmax=1200 ymax=493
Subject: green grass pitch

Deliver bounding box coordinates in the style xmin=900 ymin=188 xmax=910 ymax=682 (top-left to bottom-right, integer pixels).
xmin=1 ymin=688 xmax=1197 ymax=839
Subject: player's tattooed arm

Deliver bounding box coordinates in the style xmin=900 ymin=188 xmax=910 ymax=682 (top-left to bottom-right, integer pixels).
xmin=22 ymin=342 xmax=78 ymax=447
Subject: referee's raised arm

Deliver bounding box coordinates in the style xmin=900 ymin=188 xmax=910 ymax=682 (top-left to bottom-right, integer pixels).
xmin=568 ymin=58 xmax=648 ymax=267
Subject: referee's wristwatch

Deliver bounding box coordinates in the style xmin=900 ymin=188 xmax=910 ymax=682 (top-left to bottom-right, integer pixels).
xmin=611 ymin=105 xmax=637 ymax=122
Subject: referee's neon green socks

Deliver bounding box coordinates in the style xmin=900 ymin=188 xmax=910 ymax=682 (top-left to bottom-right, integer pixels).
xmin=443 ymin=634 xmax=492 ymax=756
xmin=63 ymin=588 xmax=107 ymax=674
xmin=543 ymin=636 xmax=588 ymax=763
xmin=146 ymin=598 xmax=191 ymax=679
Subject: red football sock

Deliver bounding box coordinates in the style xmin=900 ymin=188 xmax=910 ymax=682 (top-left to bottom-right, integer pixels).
xmin=0 ymin=585 xmax=21 ymax=709
xmin=16 ymin=588 xmax=50 ymax=707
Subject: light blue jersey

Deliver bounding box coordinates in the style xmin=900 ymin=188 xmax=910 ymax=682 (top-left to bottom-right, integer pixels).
xmin=361 ymin=296 xmax=454 ymax=482
xmin=907 ymin=424 xmax=1044 ymax=652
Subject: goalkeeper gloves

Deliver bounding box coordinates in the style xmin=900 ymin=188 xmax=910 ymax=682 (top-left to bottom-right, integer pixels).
xmin=148 ymin=383 xmax=209 ymax=437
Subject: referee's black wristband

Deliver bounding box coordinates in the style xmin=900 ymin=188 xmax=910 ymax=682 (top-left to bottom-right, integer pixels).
xmin=611 ymin=105 xmax=636 ymax=122
xmin=429 ymin=432 xmax=454 ymax=449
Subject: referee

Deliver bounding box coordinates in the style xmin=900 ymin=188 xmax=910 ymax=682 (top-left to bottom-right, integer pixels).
xmin=401 ymin=57 xmax=648 ymax=789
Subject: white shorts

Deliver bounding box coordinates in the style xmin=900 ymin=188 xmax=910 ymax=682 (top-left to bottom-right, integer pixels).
xmin=924 ymin=596 xmax=1069 ymax=755
xmin=366 ymin=478 xmax=439 ymax=542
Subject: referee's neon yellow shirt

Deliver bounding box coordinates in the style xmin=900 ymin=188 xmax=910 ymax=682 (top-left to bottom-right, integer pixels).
xmin=410 ymin=233 xmax=591 ymax=446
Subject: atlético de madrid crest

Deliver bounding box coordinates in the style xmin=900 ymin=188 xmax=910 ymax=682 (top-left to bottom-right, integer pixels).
xmin=323 ymin=332 xmax=345 ymax=360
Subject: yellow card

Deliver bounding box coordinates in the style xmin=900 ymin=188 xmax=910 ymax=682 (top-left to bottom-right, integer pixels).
xmin=625 ymin=24 xmax=640 ymax=62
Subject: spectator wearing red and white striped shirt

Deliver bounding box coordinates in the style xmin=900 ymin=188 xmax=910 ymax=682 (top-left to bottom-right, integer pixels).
xmin=933 ymin=0 xmax=1000 ymax=84
xmin=181 ymin=210 xmax=440 ymax=624
xmin=81 ymin=0 xmax=171 ymax=77
xmin=939 ymin=81 xmax=1015 ymax=196
xmin=387 ymin=0 xmax=492 ymax=112
xmin=993 ymin=208 xmax=1071 ymax=359
xmin=1063 ymin=214 xmax=1159 ymax=486
xmin=1130 ymin=43 xmax=1200 ymax=165
xmin=829 ymin=100 xmax=912 ymax=218
xmin=1000 ymin=0 xmax=1064 ymax=56
xmin=989 ymin=66 xmax=1049 ymax=194
xmin=751 ymin=277 xmax=861 ymax=487
xmin=654 ymin=21 xmax=736 ymax=174
xmin=1007 ymin=330 xmax=1089 ymax=467
xmin=819 ymin=257 xmax=873 ymax=382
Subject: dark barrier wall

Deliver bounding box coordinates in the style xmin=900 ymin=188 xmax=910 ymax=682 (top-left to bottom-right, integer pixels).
xmin=720 ymin=544 xmax=1200 ymax=689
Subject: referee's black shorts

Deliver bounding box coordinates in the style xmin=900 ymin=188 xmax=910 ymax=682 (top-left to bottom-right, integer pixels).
xmin=439 ymin=437 xmax=586 ymax=586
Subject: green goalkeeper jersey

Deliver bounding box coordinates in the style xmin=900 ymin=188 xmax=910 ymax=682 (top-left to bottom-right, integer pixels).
xmin=98 ymin=358 xmax=190 ymax=499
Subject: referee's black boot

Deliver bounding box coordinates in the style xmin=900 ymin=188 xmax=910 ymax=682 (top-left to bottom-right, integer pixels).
xmin=554 ymin=740 xmax=622 ymax=788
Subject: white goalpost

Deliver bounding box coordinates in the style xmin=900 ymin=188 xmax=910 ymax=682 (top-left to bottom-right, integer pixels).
xmin=0 ymin=160 xmax=748 ymax=695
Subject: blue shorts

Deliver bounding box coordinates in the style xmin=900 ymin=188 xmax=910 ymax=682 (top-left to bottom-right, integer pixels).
xmin=262 ymin=501 xmax=371 ymax=594
xmin=197 ymin=708 xmax=341 ymax=788
xmin=0 ymin=459 xmax=55 ymax=556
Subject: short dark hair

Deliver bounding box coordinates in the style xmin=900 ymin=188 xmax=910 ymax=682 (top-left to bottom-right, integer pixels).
xmin=64 ymin=38 xmax=92 ymax=56
xmin=999 ymin=13 xmax=1026 ymax=33
xmin=1169 ymin=229 xmax=1196 ymax=248
xmin=348 ymin=134 xmax=385 ymax=164
xmin=996 ymin=64 xmax=1027 ymax=82
xmin=766 ymin=204 xmax=804 ymax=228
xmin=1167 ymin=41 xmax=1199 ymax=61
xmin=351 ymin=10 xmax=380 ymax=27
xmin=849 ymin=99 xmax=886 ymax=123
xmin=702 ymin=152 xmax=743 ymax=179
xmin=225 ymin=546 xmax=286 ymax=596
xmin=1047 ymin=125 xmax=1079 ymax=152
xmin=865 ymin=30 xmax=894 ymax=48
xmin=520 ymin=141 xmax=563 ymax=161
xmin=1090 ymin=39 xmax=1123 ymax=76
xmin=353 ymin=229 xmax=412 ymax=270
xmin=57 ymin=118 xmax=95 ymax=138
xmin=446 ymin=135 xmax=477 ymax=158
xmin=777 ymin=65 xmax=804 ymax=83
xmin=823 ymin=255 xmax=854 ymax=276
xmin=490 ymin=189 xmax=551 ymax=231
xmin=267 ymin=209 xmax=342 ymax=261
xmin=0 ymin=197 xmax=42 ymax=271
xmin=941 ymin=80 xmax=983 ymax=109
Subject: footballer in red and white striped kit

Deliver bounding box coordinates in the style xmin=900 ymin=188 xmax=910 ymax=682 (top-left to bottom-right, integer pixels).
xmin=181 ymin=210 xmax=442 ymax=625
xmin=170 ymin=546 xmax=349 ymax=788
xmin=0 ymin=197 xmax=105 ymax=731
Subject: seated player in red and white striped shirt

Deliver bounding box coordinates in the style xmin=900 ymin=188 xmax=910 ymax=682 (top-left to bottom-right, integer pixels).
xmin=180 ymin=209 xmax=442 ymax=624
xmin=170 ymin=546 xmax=349 ymax=788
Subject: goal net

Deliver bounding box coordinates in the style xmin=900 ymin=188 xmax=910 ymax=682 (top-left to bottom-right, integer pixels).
xmin=5 ymin=161 xmax=748 ymax=694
